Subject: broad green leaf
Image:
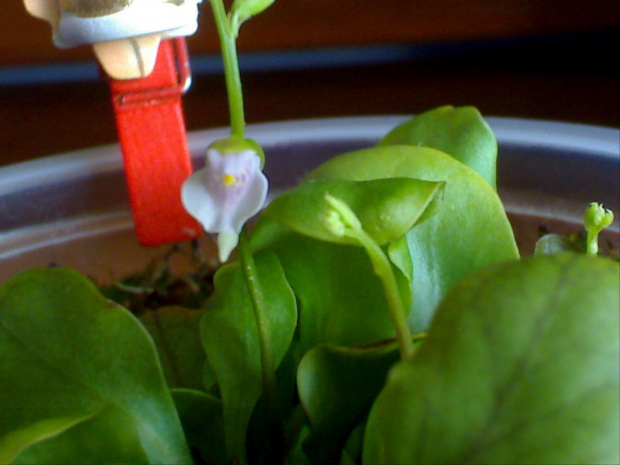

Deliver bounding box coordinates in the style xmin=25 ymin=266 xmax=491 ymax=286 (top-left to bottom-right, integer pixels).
xmin=0 ymin=268 xmax=192 ymax=464
xmin=253 ymin=178 xmax=429 ymax=354
xmin=307 ymin=144 xmax=519 ymax=331
xmin=201 ymin=250 xmax=297 ymax=464
xmin=364 ymin=254 xmax=620 ymax=465
xmin=0 ymin=414 xmax=96 ymax=464
xmin=139 ymin=306 xmax=206 ymax=390
xmin=13 ymin=407 xmax=150 ymax=464
xmin=297 ymin=342 xmax=410 ymax=465
xmin=343 ymin=422 xmax=366 ymax=465
xmin=171 ymin=388 xmax=227 ymax=465
xmin=262 ymin=178 xmax=444 ymax=246
xmin=251 ymin=218 xmax=406 ymax=354
xmin=378 ymin=105 xmax=497 ymax=188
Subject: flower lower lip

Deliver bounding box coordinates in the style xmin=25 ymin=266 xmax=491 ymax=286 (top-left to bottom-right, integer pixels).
xmin=181 ymin=145 xmax=269 ymax=261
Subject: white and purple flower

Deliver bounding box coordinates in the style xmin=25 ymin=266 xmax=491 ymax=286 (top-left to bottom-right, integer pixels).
xmin=182 ymin=143 xmax=268 ymax=262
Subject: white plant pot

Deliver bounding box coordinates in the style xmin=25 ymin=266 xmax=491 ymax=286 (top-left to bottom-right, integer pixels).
xmin=1 ymin=116 xmax=618 ymax=284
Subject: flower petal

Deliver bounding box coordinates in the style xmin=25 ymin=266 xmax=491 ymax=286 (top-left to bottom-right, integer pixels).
xmin=217 ymin=232 xmax=240 ymax=263
xmin=181 ymin=147 xmax=269 ymax=241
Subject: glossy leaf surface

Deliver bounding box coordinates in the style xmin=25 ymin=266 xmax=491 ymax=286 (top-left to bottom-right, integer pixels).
xmin=201 ymin=250 xmax=297 ymax=464
xmin=0 ymin=268 xmax=191 ymax=464
xmin=262 ymin=178 xmax=444 ymax=246
xmin=378 ymin=105 xmax=497 ymax=188
xmin=172 ymin=388 xmax=227 ymax=465
xmin=364 ymin=254 xmax=620 ymax=465
xmin=251 ymin=218 xmax=409 ymax=354
xmin=307 ymin=144 xmax=519 ymax=331
xmin=297 ymin=342 xmax=407 ymax=465
xmin=140 ymin=306 xmax=206 ymax=390
xmin=12 ymin=407 xmax=150 ymax=464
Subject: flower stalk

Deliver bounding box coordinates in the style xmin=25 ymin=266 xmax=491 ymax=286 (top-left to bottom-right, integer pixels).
xmin=323 ymin=194 xmax=416 ymax=360
xmin=210 ymin=0 xmax=246 ymax=138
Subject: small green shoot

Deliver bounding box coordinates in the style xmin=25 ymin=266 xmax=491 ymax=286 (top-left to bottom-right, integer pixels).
xmin=322 ymin=193 xmax=415 ymax=361
xmin=584 ymin=202 xmax=615 ymax=256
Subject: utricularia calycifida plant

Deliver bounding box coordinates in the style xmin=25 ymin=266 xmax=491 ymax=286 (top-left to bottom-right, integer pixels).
xmin=1 ymin=0 xmax=618 ymax=464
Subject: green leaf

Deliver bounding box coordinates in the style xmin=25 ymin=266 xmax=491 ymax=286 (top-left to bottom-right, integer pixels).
xmin=201 ymin=250 xmax=297 ymax=464
xmin=139 ymin=306 xmax=206 ymax=390
xmin=251 ymin=218 xmax=404 ymax=353
xmin=12 ymin=407 xmax=150 ymax=464
xmin=364 ymin=254 xmax=620 ymax=465
xmin=171 ymin=388 xmax=227 ymax=465
xmin=297 ymin=342 xmax=408 ymax=465
xmin=262 ymin=178 xmax=444 ymax=246
xmin=307 ymin=144 xmax=519 ymax=331
xmin=0 ymin=268 xmax=191 ymax=464
xmin=0 ymin=415 xmax=97 ymax=464
xmin=388 ymin=235 xmax=413 ymax=285
xmin=229 ymin=0 xmax=276 ymax=35
xmin=378 ymin=105 xmax=498 ymax=188
xmin=284 ymin=425 xmax=311 ymax=465
xmin=535 ymin=233 xmax=584 ymax=256
xmin=387 ymin=235 xmax=414 ymax=311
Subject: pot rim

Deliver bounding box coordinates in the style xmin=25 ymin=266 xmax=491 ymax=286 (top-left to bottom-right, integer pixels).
xmin=1 ymin=116 xmax=618 ymax=195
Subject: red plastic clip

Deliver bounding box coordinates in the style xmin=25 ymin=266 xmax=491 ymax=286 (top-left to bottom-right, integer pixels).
xmin=108 ymin=37 xmax=202 ymax=246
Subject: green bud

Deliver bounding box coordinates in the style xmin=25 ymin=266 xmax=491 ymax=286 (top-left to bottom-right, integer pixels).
xmin=324 ymin=193 xmax=363 ymax=231
xmin=585 ymin=202 xmax=614 ymax=232
xmin=229 ymin=0 xmax=276 ymax=36
xmin=322 ymin=209 xmax=347 ymax=238
xmin=584 ymin=202 xmax=615 ymax=256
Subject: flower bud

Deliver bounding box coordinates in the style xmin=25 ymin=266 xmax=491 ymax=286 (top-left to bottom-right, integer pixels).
xmin=585 ymin=202 xmax=614 ymax=233
xmin=584 ymin=202 xmax=615 ymax=256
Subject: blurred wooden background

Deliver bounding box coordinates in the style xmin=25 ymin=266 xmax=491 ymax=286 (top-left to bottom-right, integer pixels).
xmin=1 ymin=0 xmax=618 ymax=166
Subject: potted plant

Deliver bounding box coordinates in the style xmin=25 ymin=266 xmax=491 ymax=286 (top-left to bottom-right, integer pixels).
xmin=0 ymin=1 xmax=618 ymax=464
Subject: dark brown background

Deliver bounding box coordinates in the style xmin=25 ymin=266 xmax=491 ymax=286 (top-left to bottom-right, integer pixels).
xmin=1 ymin=0 xmax=618 ymax=166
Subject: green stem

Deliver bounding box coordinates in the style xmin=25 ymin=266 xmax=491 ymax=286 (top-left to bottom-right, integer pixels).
xmin=323 ymin=193 xmax=415 ymax=361
xmin=586 ymin=231 xmax=599 ymax=256
xmin=210 ymin=0 xmax=246 ymax=138
xmin=355 ymin=230 xmax=416 ymax=361
xmin=237 ymin=228 xmax=278 ymax=412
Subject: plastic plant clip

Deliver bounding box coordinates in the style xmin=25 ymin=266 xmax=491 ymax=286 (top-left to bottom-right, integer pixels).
xmin=108 ymin=37 xmax=202 ymax=246
xmin=22 ymin=0 xmax=203 ymax=246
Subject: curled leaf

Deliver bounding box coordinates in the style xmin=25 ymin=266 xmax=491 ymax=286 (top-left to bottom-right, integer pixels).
xmin=307 ymin=144 xmax=519 ymax=331
xmin=262 ymin=178 xmax=444 ymax=246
